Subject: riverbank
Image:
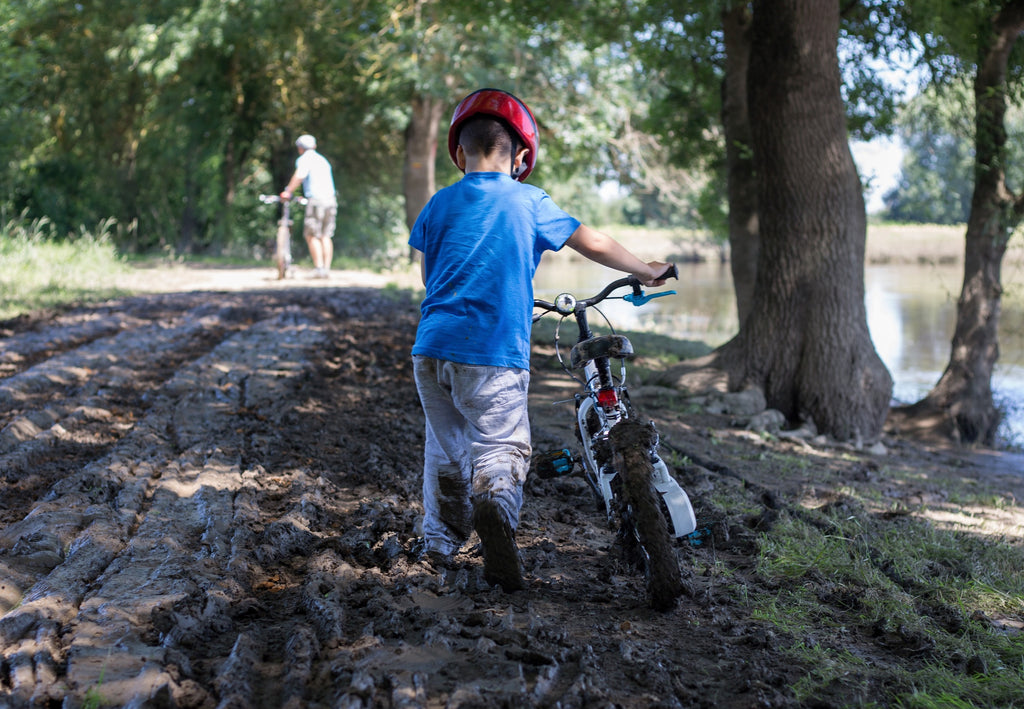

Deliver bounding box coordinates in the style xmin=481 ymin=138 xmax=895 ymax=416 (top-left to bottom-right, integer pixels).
xmin=8 ymin=224 xmax=1016 ymax=310
xmin=599 ymin=223 xmax=1024 ymax=266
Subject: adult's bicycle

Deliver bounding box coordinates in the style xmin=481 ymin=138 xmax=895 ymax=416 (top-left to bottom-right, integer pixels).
xmin=259 ymin=194 xmax=307 ymax=280
xmin=532 ymin=266 xmax=697 ymax=610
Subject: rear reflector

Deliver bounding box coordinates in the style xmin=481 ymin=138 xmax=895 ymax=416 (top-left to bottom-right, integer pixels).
xmin=597 ymin=388 xmax=618 ymax=409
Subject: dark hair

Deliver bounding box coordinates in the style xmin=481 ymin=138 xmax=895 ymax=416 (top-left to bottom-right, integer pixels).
xmin=457 ymin=116 xmax=517 ymax=158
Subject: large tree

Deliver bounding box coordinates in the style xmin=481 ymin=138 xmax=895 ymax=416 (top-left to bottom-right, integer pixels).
xmin=893 ymin=0 xmax=1024 ymax=445
xmin=721 ymin=5 xmax=759 ymax=326
xmin=637 ymin=0 xmax=905 ymax=327
xmin=666 ymin=0 xmax=893 ymax=443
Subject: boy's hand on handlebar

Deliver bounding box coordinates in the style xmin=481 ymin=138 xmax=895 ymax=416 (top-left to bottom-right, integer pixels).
xmin=637 ymin=261 xmax=676 ymax=287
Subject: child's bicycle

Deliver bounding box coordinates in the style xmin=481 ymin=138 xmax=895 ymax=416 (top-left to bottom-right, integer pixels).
xmin=259 ymin=194 xmax=307 ymax=279
xmin=532 ymin=266 xmax=697 ymax=610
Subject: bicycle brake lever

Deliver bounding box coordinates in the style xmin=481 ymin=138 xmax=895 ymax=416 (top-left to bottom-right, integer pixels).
xmin=624 ymin=290 xmax=677 ymax=306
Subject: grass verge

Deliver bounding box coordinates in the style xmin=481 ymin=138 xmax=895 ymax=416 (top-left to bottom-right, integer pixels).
xmin=1 ymin=215 xmax=131 ymax=319
xmin=700 ymin=437 xmax=1024 ymax=707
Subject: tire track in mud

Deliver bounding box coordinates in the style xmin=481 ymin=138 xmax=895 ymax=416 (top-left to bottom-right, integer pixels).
xmin=58 ymin=306 xmax=331 ymax=707
xmin=0 ymin=295 xmax=262 ymax=528
xmin=0 ymin=293 xmax=338 ymax=705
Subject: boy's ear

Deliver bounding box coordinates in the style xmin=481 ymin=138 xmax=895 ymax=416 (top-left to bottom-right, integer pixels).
xmin=456 ymin=144 xmax=467 ymax=171
xmin=511 ymin=147 xmax=530 ymax=178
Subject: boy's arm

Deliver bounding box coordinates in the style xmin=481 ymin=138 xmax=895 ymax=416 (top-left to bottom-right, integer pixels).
xmin=565 ymin=224 xmax=672 ymax=286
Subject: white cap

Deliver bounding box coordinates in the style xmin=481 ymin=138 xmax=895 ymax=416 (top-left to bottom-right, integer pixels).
xmin=295 ymin=134 xmax=317 ymax=150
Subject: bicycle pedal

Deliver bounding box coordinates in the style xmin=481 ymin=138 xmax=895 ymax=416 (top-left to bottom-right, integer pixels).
xmin=531 ymin=448 xmax=577 ymax=479
xmin=683 ymin=526 xmax=712 ymax=546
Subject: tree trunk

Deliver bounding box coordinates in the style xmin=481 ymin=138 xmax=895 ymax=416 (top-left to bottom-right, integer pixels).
xmin=721 ymin=5 xmax=759 ymax=328
xmin=706 ymin=0 xmax=892 ymax=443
xmin=893 ymin=2 xmax=1024 ymax=445
xmin=404 ymin=94 xmax=445 ymax=260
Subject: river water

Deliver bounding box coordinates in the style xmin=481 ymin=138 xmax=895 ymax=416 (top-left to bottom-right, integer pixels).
xmin=534 ymin=256 xmax=1024 ymax=448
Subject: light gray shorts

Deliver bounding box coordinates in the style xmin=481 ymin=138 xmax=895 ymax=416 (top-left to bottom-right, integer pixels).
xmin=303 ymin=203 xmax=337 ymax=240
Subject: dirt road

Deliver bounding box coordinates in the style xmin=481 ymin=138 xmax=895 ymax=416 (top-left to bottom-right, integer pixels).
xmin=1 ymin=270 xmax=1021 ymax=707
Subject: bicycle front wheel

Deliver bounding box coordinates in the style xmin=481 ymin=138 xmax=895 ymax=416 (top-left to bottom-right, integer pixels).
xmin=610 ymin=419 xmax=682 ymax=611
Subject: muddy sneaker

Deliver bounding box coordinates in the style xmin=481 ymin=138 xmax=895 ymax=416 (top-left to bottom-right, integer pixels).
xmin=409 ymin=538 xmax=455 ymax=572
xmin=421 ymin=548 xmax=454 ymax=572
xmin=472 ymin=498 xmax=524 ymax=592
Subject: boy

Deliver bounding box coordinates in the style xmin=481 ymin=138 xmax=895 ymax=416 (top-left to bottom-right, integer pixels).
xmin=409 ymin=88 xmax=672 ymax=591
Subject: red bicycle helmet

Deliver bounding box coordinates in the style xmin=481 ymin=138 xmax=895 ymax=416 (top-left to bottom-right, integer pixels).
xmin=447 ymin=88 xmax=539 ymax=181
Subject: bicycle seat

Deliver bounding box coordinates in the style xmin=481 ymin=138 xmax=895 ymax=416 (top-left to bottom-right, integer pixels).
xmin=570 ymin=334 xmax=634 ymax=369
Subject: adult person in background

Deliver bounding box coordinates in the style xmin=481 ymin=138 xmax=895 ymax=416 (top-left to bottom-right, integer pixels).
xmin=280 ymin=134 xmax=338 ymax=279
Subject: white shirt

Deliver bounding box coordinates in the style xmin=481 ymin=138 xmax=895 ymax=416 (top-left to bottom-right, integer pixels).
xmin=295 ymin=149 xmax=337 ymax=205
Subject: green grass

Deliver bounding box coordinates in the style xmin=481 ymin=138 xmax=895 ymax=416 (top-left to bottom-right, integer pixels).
xmin=734 ymin=458 xmax=1024 ymax=707
xmin=0 ymin=215 xmax=132 ymax=319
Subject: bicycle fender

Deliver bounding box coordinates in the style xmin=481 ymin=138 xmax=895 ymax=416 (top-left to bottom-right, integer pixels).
xmin=651 ymin=458 xmax=697 ymax=537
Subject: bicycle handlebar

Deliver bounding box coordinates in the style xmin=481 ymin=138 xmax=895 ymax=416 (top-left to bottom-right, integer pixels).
xmin=655 ymin=263 xmax=679 ymax=281
xmin=259 ymin=194 xmax=309 ymax=205
xmin=533 ymin=264 xmax=678 ymax=315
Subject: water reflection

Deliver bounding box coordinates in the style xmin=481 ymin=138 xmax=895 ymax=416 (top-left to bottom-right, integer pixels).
xmin=534 ymin=253 xmax=1023 ymax=446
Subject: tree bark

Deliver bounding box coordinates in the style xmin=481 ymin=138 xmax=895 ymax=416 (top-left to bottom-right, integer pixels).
xmin=893 ymin=2 xmax=1024 ymax=445
xmin=694 ymin=0 xmax=892 ymax=443
xmin=721 ymin=5 xmax=759 ymax=328
xmin=404 ymin=94 xmax=445 ymax=260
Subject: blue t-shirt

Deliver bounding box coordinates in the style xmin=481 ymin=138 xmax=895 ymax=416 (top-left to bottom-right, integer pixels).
xmin=409 ymin=172 xmax=580 ymax=370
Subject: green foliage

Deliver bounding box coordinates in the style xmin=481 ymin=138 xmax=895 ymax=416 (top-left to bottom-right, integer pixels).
xmin=6 ymin=0 xmax=1019 ymax=259
xmin=4 ymin=0 xmax=685 ymax=255
xmin=883 ymin=81 xmax=1024 ymax=224
xmin=3 ymin=0 xmax=401 ymax=254
xmin=899 ymin=0 xmax=1024 ymax=89
xmin=838 ymin=0 xmax=913 ymax=141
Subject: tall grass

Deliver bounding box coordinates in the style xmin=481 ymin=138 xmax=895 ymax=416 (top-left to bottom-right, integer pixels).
xmin=0 ymin=214 xmax=130 ymax=319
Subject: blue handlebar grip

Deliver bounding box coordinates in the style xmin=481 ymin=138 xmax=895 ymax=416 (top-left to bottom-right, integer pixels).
xmin=624 ymin=290 xmax=677 ymax=306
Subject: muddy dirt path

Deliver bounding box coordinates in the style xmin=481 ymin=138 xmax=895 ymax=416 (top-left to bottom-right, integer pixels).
xmin=1 ymin=278 xmax=1021 ymax=708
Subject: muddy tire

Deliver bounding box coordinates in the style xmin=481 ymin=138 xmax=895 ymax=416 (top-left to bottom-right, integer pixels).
xmin=275 ymin=238 xmax=290 ymax=280
xmin=276 ymin=206 xmax=292 ymax=279
xmin=611 ymin=420 xmax=682 ymax=611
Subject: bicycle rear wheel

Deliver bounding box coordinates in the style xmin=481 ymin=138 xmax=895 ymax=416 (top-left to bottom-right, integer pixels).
xmin=610 ymin=419 xmax=682 ymax=611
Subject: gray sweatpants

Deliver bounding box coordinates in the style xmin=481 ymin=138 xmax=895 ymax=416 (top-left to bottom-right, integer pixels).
xmin=412 ymin=356 xmax=531 ymax=556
